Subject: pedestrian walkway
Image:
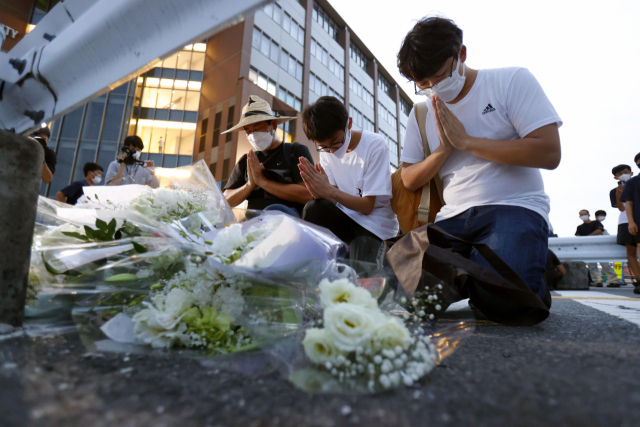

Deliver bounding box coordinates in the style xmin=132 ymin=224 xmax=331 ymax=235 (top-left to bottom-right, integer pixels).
xmin=553 ymin=290 xmax=640 ymax=327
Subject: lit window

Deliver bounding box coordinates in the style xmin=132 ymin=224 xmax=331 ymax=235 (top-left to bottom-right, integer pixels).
xmin=160 ymin=78 xmax=174 ymax=88
xmin=174 ymin=80 xmax=188 ymax=89
xmin=187 ymin=81 xmax=201 ymax=91
xmin=257 ymin=74 xmax=268 ymax=90
xmin=191 ymin=53 xmax=205 ymax=71
xmin=145 ymin=77 xmax=160 ymax=87
xmin=193 ymin=43 xmax=206 ymax=52
xmin=184 ymin=44 xmax=193 ymax=50
xmin=267 ymin=79 xmax=277 ymax=96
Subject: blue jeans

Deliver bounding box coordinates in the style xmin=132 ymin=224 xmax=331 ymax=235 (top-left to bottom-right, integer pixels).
xmin=264 ymin=204 xmax=301 ymax=218
xmin=436 ymin=205 xmax=549 ymax=317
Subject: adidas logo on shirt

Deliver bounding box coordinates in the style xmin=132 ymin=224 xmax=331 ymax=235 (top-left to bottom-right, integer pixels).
xmin=482 ymin=103 xmax=496 ymax=115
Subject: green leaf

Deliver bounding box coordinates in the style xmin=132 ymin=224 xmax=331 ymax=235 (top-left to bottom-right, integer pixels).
xmin=61 ymin=231 xmax=89 ymax=242
xmin=105 ymin=273 xmax=139 ymax=282
xmin=95 ymin=219 xmax=108 ymax=230
xmin=42 ymin=254 xmax=66 ymax=275
xmin=107 ymin=218 xmax=117 ymax=236
xmin=83 ymin=226 xmax=96 ymax=240
xmin=132 ymin=241 xmax=148 ymax=253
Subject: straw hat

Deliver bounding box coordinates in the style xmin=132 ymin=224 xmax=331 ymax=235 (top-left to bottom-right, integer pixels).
xmin=221 ymin=95 xmax=296 ymax=134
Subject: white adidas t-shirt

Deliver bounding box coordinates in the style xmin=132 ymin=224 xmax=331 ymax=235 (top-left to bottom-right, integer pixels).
xmin=400 ymin=67 xmax=562 ymax=226
xmin=320 ymin=131 xmax=399 ymax=240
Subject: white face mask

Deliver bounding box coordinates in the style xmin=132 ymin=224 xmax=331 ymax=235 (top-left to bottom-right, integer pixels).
xmin=332 ymin=121 xmax=351 ymax=160
xmin=619 ymin=173 xmax=632 ymax=182
xmin=92 ymin=174 xmax=102 ymax=184
xmin=580 ymin=215 xmax=590 ymax=222
xmin=247 ymin=128 xmax=274 ymax=151
xmin=597 ymin=216 xmax=606 ymax=222
xmin=422 ymin=52 xmax=466 ymax=102
xmin=133 ymin=150 xmax=141 ymax=160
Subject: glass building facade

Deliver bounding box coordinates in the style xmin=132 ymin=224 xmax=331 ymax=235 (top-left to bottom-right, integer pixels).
xmin=39 ymin=43 xmax=205 ymax=197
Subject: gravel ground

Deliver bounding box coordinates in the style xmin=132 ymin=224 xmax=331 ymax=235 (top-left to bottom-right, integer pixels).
xmin=1 ymin=297 xmax=639 ymax=427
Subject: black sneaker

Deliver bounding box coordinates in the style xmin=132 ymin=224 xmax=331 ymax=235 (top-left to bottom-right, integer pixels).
xmin=634 ymin=287 xmax=640 ymax=295
xmin=595 ymin=283 xmax=604 ymax=288
xmin=606 ymin=282 xmax=621 ymax=288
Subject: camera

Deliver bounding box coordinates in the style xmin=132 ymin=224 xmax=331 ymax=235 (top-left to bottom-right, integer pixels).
xmin=118 ymin=146 xmax=145 ymax=166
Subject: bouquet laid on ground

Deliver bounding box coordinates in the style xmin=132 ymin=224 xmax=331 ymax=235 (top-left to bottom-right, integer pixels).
xmin=27 ymin=160 xmax=345 ymax=356
xmin=298 ymin=278 xmax=438 ymax=392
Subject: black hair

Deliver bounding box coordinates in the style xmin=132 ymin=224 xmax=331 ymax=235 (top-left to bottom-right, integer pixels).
xmin=398 ymin=16 xmax=463 ymax=81
xmin=83 ymin=162 xmax=104 ymax=176
xmin=124 ymin=135 xmax=144 ymax=150
xmin=31 ymin=126 xmax=51 ymax=139
xmin=635 ymin=152 xmax=640 ymax=166
xmin=579 ymin=209 xmax=589 ymax=215
xmin=612 ymin=164 xmax=632 ymax=175
xmin=302 ymin=96 xmax=348 ymax=142
xmin=595 ymin=210 xmax=606 ymax=217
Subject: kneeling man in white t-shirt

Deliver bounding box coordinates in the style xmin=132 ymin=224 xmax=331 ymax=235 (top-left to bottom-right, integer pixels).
xmin=398 ymin=17 xmax=562 ymax=320
xmin=298 ymin=96 xmax=399 ymax=258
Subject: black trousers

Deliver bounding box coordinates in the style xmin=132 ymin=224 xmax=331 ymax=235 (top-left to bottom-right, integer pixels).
xmin=302 ymin=199 xmax=382 ymax=261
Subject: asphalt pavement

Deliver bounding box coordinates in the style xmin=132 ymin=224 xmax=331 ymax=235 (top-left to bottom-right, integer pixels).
xmin=1 ymin=286 xmax=639 ymax=427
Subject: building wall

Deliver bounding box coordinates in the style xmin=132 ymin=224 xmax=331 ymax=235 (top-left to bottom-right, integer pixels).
xmin=0 ymin=0 xmax=35 ymax=52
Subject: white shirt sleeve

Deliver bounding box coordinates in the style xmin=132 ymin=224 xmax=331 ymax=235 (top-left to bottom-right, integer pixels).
xmin=505 ymin=68 xmax=563 ymax=138
xmin=105 ymin=161 xmax=120 ymax=184
xmin=362 ymin=135 xmax=393 ymax=199
xmin=399 ymin=106 xmax=425 ymax=164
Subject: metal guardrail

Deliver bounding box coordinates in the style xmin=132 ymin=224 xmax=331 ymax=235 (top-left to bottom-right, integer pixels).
xmin=548 ymin=235 xmax=627 ymax=263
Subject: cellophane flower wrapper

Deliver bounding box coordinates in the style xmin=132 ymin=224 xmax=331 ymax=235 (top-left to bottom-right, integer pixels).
xmin=195 ymin=212 xmax=348 ymax=287
xmin=78 ymin=159 xmax=236 ymax=237
xmin=72 ymin=256 xmax=314 ymax=356
xmin=264 ymin=258 xmax=474 ymax=395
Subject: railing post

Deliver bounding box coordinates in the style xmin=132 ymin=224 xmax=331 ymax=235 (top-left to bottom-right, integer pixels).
xmin=0 ymin=131 xmax=43 ymax=327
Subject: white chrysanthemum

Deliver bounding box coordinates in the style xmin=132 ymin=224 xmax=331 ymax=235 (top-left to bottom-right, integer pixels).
xmin=40 ymin=223 xmax=86 ymax=246
xmin=302 ymin=328 xmax=343 ymax=364
xmin=132 ymin=287 xmax=195 ymax=348
xmin=323 ymin=303 xmax=377 ymax=352
xmin=370 ymin=316 xmax=412 ymax=352
xmin=318 ymin=278 xmax=377 ymax=310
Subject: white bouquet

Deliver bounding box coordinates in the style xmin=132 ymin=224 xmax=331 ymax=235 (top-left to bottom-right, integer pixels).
xmin=300 ymin=278 xmax=437 ymax=392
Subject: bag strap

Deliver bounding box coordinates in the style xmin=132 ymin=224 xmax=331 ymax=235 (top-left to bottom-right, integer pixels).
xmin=415 ymin=103 xmax=432 ymax=224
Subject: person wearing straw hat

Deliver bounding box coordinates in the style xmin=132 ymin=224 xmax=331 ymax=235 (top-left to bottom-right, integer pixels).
xmin=222 ymin=95 xmax=314 ymax=217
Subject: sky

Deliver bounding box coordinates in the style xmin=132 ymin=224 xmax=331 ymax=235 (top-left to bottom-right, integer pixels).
xmin=328 ymin=0 xmax=640 ymax=237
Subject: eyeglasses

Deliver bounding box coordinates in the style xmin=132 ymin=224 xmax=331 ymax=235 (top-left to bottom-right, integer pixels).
xmin=316 ymin=139 xmax=345 ymax=152
xmin=414 ymin=56 xmax=457 ymax=96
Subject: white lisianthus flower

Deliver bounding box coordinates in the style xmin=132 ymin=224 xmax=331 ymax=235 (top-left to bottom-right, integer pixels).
xmin=323 ymin=303 xmax=377 ymax=352
xmin=318 ymin=279 xmax=377 ymax=310
xmin=209 ymin=224 xmax=247 ymax=260
xmin=370 ymin=316 xmax=412 ymax=352
xmin=132 ymin=287 xmax=196 ymax=348
xmin=40 ymin=223 xmax=86 ymax=246
xmin=302 ymin=328 xmax=343 ymax=364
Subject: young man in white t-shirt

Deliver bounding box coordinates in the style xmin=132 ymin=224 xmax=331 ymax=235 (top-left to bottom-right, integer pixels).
xmin=397 ymin=17 xmax=562 ymax=318
xmin=297 ymin=96 xmax=399 ymax=256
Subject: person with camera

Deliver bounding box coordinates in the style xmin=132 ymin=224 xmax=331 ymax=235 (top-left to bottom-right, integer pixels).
xmin=29 ymin=126 xmax=56 ymax=184
xmin=105 ymin=135 xmax=159 ymax=187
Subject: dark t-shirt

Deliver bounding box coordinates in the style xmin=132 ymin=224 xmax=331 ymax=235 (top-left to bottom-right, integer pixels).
xmin=224 ymin=142 xmax=314 ymax=214
xmin=575 ymin=220 xmax=604 ymax=236
xmin=60 ymin=180 xmax=89 ymax=205
xmin=34 ymin=136 xmax=57 ymax=174
xmin=621 ymin=176 xmax=640 ymax=225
